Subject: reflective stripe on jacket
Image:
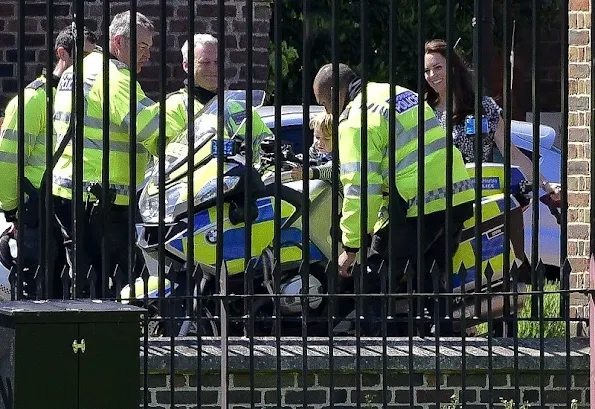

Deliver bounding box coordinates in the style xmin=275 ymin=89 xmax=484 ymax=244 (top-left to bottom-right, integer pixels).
xmin=52 ymin=51 xmax=161 ymax=206
xmin=338 ymin=82 xmax=475 ymax=249
xmin=0 ymin=75 xmax=49 ymax=211
xmin=164 ymin=88 xmax=205 ymax=142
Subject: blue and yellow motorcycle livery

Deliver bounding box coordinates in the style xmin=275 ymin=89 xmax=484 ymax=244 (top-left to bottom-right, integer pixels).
xmin=122 ymin=90 xmax=533 ymax=337
xmin=122 ymin=90 xmax=332 ymax=336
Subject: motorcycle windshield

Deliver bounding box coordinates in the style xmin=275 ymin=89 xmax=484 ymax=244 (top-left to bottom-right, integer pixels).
xmin=139 ymin=90 xmax=266 ymax=224
xmin=150 ymin=89 xmax=266 ymax=184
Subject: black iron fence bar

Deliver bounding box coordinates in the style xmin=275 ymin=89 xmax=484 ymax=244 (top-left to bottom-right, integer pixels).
xmin=216 ymin=0 xmax=228 ymax=408
xmin=357 ymin=1 xmax=370 ymax=408
xmin=165 ymin=288 xmax=584 ymax=299
xmin=301 ymin=1 xmax=312 ymax=408
xmin=42 ymin=0 xmax=55 ymax=300
xmin=184 ymin=0 xmax=199 ymax=407
xmin=156 ymin=0 xmax=169 ymax=407
xmin=15 ymin=0 xmax=25 ymax=301
xmin=329 ymin=1 xmax=341 ymax=408
xmin=386 ymin=1 xmax=397 ymax=408
xmin=529 ymin=0 xmax=540 ymax=325
xmin=440 ymin=1 xmax=456 ymax=406
xmin=416 ymin=0 xmax=427 ymax=342
xmin=501 ymin=2 xmax=518 ymax=406
xmin=413 ymin=1 xmax=425 ymax=407
xmin=530 ymin=1 xmax=546 ymax=407
xmin=560 ymin=0 xmax=571 ymax=405
xmin=73 ymin=1 xmax=85 ymax=299
xmin=186 ymin=0 xmax=196 ymax=323
xmin=444 ymin=0 xmax=455 ymax=329
xmin=502 ymin=0 xmax=512 ymax=340
xmin=477 ymin=3 xmax=495 ymax=407
xmin=128 ymin=0 xmax=139 ymax=303
xmin=102 ymin=0 xmax=112 ymax=301
xmin=243 ymin=0 xmax=256 ymax=406
xmin=273 ymin=0 xmax=283 ymax=407
xmin=156 ymin=0 xmax=166 ymax=325
xmin=473 ymin=0 xmax=484 ymax=325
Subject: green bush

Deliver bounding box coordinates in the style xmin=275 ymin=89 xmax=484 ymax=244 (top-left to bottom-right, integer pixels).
xmin=516 ymin=280 xmax=567 ymax=338
xmin=475 ymin=279 xmax=567 ymax=338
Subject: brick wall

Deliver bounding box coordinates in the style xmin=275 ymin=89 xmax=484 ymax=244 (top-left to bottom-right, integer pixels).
xmin=568 ymin=0 xmax=592 ymax=322
xmin=144 ymin=371 xmax=589 ymax=408
xmin=0 ymin=0 xmax=271 ymax=108
xmin=142 ymin=338 xmax=590 ymax=408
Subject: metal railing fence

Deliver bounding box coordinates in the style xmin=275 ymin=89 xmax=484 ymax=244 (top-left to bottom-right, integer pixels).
xmin=0 ymin=0 xmax=585 ymax=408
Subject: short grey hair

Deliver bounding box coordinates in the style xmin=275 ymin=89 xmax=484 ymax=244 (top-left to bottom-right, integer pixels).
xmin=181 ymin=33 xmax=217 ymax=63
xmin=109 ymin=10 xmax=155 ymax=40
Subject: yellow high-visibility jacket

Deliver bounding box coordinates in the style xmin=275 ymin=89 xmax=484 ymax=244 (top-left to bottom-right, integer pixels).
xmin=0 ymin=74 xmax=51 ymax=211
xmin=338 ymin=82 xmax=475 ymax=249
xmin=52 ymin=51 xmax=162 ymax=206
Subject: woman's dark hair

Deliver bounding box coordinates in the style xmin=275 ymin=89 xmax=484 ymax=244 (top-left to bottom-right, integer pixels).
xmin=424 ymin=39 xmax=478 ymax=123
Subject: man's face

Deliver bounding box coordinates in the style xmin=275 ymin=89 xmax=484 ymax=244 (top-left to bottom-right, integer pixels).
xmin=113 ymin=25 xmax=153 ymax=73
xmin=314 ymin=84 xmax=344 ymax=115
xmin=314 ymin=83 xmax=330 ymax=113
xmin=184 ymin=42 xmax=218 ymax=92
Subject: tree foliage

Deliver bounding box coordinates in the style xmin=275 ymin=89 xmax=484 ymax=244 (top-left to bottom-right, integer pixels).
xmin=267 ymin=0 xmax=562 ymax=106
xmin=267 ymin=0 xmax=475 ymax=105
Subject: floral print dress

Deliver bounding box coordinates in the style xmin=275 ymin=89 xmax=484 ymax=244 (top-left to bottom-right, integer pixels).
xmin=432 ymin=96 xmax=502 ymax=163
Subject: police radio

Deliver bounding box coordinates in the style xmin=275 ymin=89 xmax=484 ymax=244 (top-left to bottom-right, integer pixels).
xmin=464 ymin=115 xmax=489 ymax=136
xmin=464 ymin=115 xmax=490 ymax=161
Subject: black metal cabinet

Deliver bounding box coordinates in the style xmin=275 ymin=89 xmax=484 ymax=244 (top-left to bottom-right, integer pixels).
xmin=0 ymin=299 xmax=145 ymax=409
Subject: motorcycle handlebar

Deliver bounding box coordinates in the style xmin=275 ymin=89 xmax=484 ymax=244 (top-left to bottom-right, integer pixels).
xmin=519 ymin=180 xmax=532 ymax=195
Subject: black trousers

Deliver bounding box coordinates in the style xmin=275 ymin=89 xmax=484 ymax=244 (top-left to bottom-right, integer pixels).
xmin=363 ymin=200 xmax=474 ymax=336
xmin=53 ymin=197 xmax=144 ymax=299
xmin=0 ymin=211 xmax=67 ymax=299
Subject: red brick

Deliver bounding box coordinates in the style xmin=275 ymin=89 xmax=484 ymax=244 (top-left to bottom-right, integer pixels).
xmin=569 ymin=0 xmax=589 ymax=11
xmin=568 ymin=128 xmax=590 ymax=142
xmin=232 ymin=19 xmax=268 ymax=34
xmin=568 ymin=192 xmax=591 ymax=207
xmin=568 ymin=224 xmax=590 ymax=240
xmin=0 ymin=33 xmax=16 ymax=48
xmin=0 ymin=4 xmax=14 ymax=17
xmin=196 ymin=4 xmax=237 ymax=18
xmin=239 ymin=34 xmax=270 ymax=50
xmin=569 ymin=63 xmax=590 ymax=79
xmin=568 ymin=160 xmax=590 ymax=175
xmin=569 ymin=30 xmax=590 ymax=45
xmin=568 ymin=257 xmax=590 ymax=273
xmin=225 ymin=34 xmax=239 ymax=48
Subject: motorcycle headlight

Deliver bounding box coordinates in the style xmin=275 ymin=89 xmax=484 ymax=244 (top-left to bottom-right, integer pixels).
xmin=196 ymin=176 xmax=241 ymax=206
xmin=139 ymin=182 xmax=186 ymax=224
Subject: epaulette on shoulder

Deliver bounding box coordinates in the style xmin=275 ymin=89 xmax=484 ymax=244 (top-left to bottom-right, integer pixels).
xmin=25 ymin=78 xmax=46 ymax=90
xmin=110 ymin=59 xmax=128 ymax=71
xmin=338 ymin=106 xmax=351 ymax=123
xmin=166 ymin=89 xmax=185 ymax=100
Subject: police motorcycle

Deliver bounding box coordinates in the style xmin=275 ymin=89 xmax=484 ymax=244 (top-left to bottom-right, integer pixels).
xmin=120 ymin=89 xmax=542 ymax=337
xmin=120 ymin=90 xmax=339 ymax=337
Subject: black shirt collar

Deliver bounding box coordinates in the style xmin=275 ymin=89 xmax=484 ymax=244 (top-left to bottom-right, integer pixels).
xmin=183 ymin=78 xmax=217 ymax=105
